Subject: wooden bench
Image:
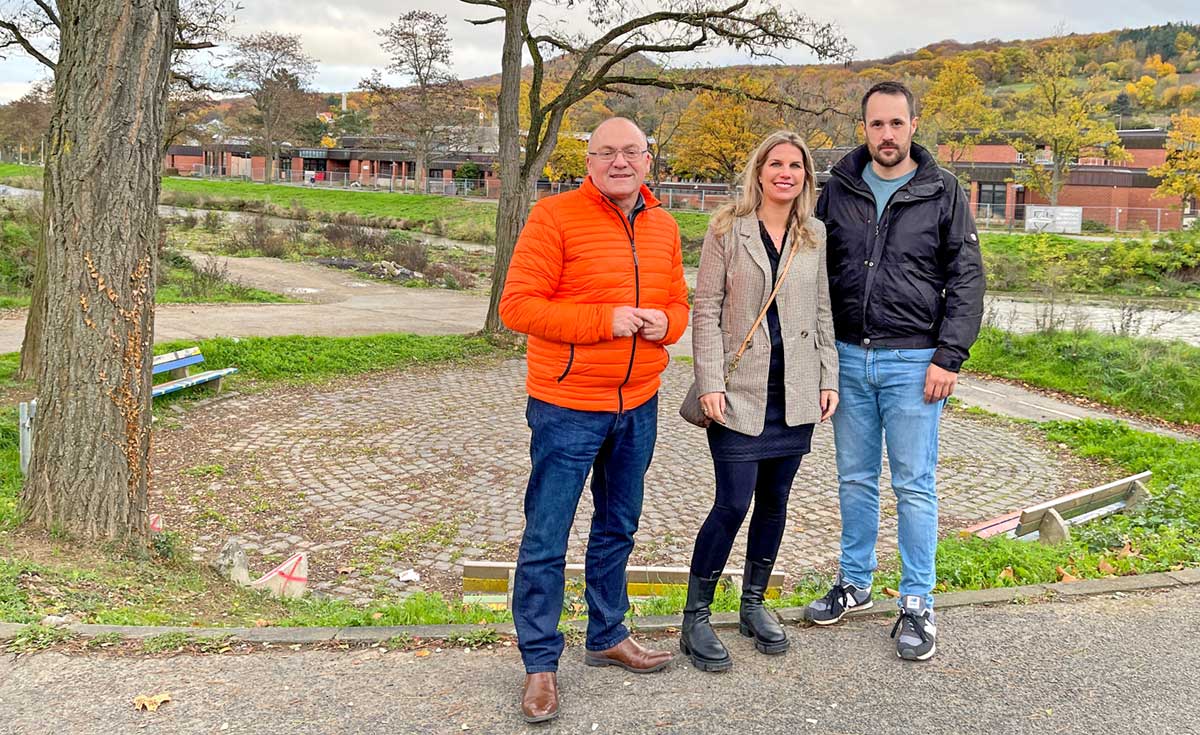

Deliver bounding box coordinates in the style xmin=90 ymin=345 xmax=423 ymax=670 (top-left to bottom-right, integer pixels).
xmin=18 ymin=347 xmax=238 ymax=475
xmin=461 ymin=560 xmax=785 ymax=610
xmin=962 ymin=471 xmax=1152 ymax=544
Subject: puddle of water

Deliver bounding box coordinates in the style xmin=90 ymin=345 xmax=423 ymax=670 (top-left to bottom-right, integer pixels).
xmin=285 ymin=287 xmax=321 ymax=294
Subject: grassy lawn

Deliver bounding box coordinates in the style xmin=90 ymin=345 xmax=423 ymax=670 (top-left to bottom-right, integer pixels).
xmin=965 ymin=327 xmax=1200 ymax=427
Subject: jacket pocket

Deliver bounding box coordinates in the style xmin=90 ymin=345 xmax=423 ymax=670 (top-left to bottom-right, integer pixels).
xmin=556 ymin=344 xmax=576 ymax=382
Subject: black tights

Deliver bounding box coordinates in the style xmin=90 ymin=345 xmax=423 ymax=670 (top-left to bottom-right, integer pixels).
xmin=689 ymin=454 xmax=804 ymax=578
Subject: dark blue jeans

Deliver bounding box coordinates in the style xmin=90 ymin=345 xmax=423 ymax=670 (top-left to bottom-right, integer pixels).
xmin=513 ymin=395 xmax=659 ymax=674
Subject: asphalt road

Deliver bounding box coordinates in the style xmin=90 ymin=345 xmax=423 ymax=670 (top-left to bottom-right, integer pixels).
xmin=3 ymin=586 xmax=1198 ymax=735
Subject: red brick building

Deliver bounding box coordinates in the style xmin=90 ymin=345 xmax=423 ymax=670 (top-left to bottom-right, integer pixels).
xmin=938 ymin=129 xmax=1187 ymax=231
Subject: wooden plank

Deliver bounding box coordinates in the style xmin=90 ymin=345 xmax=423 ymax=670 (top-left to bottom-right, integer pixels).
xmin=151 ymin=367 xmax=238 ymax=398
xmin=963 ymin=510 xmax=1021 ymax=538
xmin=152 ymin=348 xmax=204 ymax=374
xmin=1016 ymin=472 xmax=1152 ymax=537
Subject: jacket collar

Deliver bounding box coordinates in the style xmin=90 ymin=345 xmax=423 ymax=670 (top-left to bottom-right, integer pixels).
xmin=831 ymin=142 xmax=944 ymax=195
xmin=579 ymin=176 xmax=661 ymax=210
xmin=735 ymin=213 xmax=777 ymax=290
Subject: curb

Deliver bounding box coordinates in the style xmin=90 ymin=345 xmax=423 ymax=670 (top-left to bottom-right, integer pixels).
xmin=1 ymin=569 xmax=1195 ymax=645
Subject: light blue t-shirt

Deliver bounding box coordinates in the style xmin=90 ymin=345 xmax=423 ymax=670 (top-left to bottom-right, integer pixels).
xmin=862 ymin=164 xmax=916 ymax=222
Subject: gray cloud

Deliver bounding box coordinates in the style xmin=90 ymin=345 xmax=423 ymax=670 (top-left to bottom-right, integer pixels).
xmin=0 ymin=0 xmax=1193 ymax=102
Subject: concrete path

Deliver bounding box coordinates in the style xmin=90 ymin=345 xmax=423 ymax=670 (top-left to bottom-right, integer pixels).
xmin=3 ymin=586 xmax=1198 ymax=734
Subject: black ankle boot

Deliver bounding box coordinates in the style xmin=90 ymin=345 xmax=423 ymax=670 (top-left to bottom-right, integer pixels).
xmin=739 ymin=559 xmax=789 ymax=654
xmin=680 ymin=573 xmax=733 ymax=672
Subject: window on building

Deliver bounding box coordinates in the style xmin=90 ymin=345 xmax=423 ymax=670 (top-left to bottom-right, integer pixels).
xmin=977 ymin=182 xmax=1007 ymax=219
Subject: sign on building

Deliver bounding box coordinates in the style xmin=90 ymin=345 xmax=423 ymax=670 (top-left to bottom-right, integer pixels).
xmin=1025 ymin=205 xmax=1083 ymax=234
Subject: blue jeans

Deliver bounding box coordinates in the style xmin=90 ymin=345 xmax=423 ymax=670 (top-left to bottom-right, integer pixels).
xmin=513 ymin=395 xmax=658 ymax=673
xmin=830 ymin=342 xmax=943 ymax=608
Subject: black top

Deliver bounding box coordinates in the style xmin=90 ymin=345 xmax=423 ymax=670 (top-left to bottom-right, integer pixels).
xmin=706 ymin=222 xmax=814 ymax=462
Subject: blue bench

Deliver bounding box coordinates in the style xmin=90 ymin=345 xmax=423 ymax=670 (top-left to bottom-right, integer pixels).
xmin=18 ymin=347 xmax=237 ymax=475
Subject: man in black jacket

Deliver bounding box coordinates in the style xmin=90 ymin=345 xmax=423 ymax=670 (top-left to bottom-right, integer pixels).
xmin=804 ymin=81 xmax=985 ymax=661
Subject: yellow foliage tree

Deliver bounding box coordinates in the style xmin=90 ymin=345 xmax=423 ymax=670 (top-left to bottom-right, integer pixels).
xmin=1125 ymin=75 xmax=1158 ymax=108
xmin=672 ymin=79 xmax=778 ymax=183
xmin=1176 ymin=31 xmax=1197 ymax=56
xmin=543 ymin=136 xmax=587 ymax=182
xmin=1149 ymin=111 xmax=1200 ymax=210
xmin=921 ymin=58 xmax=999 ymax=165
xmin=1012 ymin=48 xmax=1126 ymax=206
xmin=1144 ymin=54 xmax=1177 ymax=78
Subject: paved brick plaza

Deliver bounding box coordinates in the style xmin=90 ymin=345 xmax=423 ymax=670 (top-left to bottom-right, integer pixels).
xmin=153 ymin=359 xmax=1108 ymax=601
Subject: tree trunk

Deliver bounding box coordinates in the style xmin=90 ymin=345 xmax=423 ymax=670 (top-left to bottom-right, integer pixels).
xmin=16 ymin=192 xmax=48 ymax=381
xmin=415 ymin=150 xmax=428 ymax=194
xmin=263 ymin=118 xmax=274 ymax=183
xmin=484 ymin=0 xmax=532 ymax=334
xmin=20 ymin=0 xmax=178 ymax=544
xmin=1050 ymin=164 xmax=1061 ymax=206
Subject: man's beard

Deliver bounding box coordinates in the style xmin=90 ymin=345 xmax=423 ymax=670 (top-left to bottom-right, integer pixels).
xmin=869 ymin=140 xmax=910 ymax=168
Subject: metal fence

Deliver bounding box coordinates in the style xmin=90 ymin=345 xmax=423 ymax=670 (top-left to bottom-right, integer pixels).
xmin=182 ymin=166 xmax=1192 ymax=229
xmin=973 ymin=203 xmax=1189 ymax=234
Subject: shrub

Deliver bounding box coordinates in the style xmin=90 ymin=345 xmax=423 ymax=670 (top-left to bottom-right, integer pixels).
xmin=202 ymin=211 xmax=222 ymax=233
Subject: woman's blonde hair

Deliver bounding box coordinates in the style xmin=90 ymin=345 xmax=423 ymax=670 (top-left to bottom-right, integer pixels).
xmin=710 ymin=131 xmax=818 ymax=248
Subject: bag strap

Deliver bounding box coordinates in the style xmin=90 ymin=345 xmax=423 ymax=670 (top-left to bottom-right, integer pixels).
xmin=725 ymin=224 xmax=801 ymax=380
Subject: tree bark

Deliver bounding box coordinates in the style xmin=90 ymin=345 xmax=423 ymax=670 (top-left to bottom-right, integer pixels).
xmin=484 ymin=0 xmax=531 ymax=334
xmin=19 ymin=0 xmax=178 ymax=543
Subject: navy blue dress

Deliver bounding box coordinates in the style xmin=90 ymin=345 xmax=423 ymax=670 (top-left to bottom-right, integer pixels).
xmin=706 ymin=222 xmax=815 ymax=462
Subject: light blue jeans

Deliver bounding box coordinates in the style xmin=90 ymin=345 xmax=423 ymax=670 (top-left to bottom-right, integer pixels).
xmin=831 ymin=341 xmax=944 ymax=608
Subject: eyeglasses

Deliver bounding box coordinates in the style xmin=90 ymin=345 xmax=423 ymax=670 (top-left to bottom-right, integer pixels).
xmin=587 ymin=147 xmax=648 ymax=161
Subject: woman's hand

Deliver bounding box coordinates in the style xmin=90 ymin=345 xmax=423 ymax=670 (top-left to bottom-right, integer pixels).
xmin=819 ymin=389 xmax=838 ymax=422
xmin=699 ymin=391 xmax=727 ymax=426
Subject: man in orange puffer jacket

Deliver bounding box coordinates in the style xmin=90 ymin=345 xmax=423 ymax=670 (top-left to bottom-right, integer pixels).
xmin=500 ymin=117 xmax=690 ymax=724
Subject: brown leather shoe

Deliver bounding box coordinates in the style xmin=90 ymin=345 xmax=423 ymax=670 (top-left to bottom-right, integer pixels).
xmin=520 ymin=672 xmax=559 ymax=724
xmin=583 ymin=637 xmax=674 ymax=673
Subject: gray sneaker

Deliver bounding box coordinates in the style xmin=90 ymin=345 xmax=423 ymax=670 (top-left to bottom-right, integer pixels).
xmin=804 ymin=573 xmax=873 ymax=625
xmin=891 ymin=595 xmax=937 ymax=661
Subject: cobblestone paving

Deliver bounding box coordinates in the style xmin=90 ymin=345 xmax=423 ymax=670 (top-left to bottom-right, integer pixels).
xmin=152 ymin=359 xmax=1108 ymax=602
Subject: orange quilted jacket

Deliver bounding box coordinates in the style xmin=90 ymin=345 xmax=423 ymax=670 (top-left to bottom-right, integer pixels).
xmin=500 ymin=178 xmax=690 ymax=412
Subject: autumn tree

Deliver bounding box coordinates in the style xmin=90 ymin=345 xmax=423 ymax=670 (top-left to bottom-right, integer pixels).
xmin=0 ymin=82 xmax=52 ymax=162
xmin=1010 ymin=47 xmax=1125 ymax=205
xmin=361 ymin=11 xmax=475 ymax=191
xmin=1149 ymin=111 xmax=1200 ymax=213
xmin=921 ymin=58 xmax=998 ymax=165
xmin=673 ymin=80 xmax=777 ymax=183
xmin=226 ymin=32 xmax=316 ymax=183
xmin=608 ymin=85 xmax=693 ymax=183
xmin=463 ymin=0 xmax=852 ymax=332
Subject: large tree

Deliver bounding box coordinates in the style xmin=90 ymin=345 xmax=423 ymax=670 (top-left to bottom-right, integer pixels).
xmin=1010 ymin=47 xmax=1126 ymax=206
xmin=921 ymin=58 xmax=999 ymax=166
xmin=672 ymin=79 xmax=778 ymax=184
xmin=226 ymin=32 xmax=316 ymax=183
xmin=463 ymin=0 xmax=852 ymax=333
xmin=360 ymin=11 xmax=475 ymax=192
xmin=19 ymin=0 xmax=179 ymax=542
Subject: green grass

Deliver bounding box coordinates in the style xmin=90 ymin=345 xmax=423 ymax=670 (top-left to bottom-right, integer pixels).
xmin=151 ymin=333 xmax=504 ymax=386
xmin=965 ymin=327 xmax=1200 ymax=426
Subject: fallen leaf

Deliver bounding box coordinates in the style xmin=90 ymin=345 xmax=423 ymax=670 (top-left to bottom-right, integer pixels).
xmin=1097 ymin=559 xmax=1118 ymax=576
xmin=1055 ymin=566 xmax=1078 ymax=583
xmin=337 ymin=566 xmax=354 ymax=575
xmin=371 ymin=612 xmax=384 ymax=620
xmin=882 ymin=587 xmax=900 ymax=598
xmin=414 ymin=650 xmax=431 ymax=658
xmin=998 ymin=566 xmax=1015 ymax=582
xmin=254 ymin=619 xmax=272 ymax=628
xmin=133 ymin=692 xmax=172 ymax=712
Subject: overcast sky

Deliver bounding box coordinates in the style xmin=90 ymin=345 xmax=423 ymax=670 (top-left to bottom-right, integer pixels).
xmin=0 ymin=1 xmax=1193 ymax=103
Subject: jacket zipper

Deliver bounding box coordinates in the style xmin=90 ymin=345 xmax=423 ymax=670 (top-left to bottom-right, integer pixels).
xmin=601 ymin=196 xmax=655 ymax=413
xmin=556 ymin=344 xmax=575 ymax=382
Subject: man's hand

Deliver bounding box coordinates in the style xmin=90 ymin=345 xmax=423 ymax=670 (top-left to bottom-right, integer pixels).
xmin=612 ymin=306 xmax=644 ymax=337
xmin=924 ymin=363 xmax=958 ymax=403
xmin=632 ymin=308 xmax=668 ymax=341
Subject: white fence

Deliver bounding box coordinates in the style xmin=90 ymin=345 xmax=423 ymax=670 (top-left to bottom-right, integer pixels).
xmin=974 ymin=203 xmax=1186 ymax=234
